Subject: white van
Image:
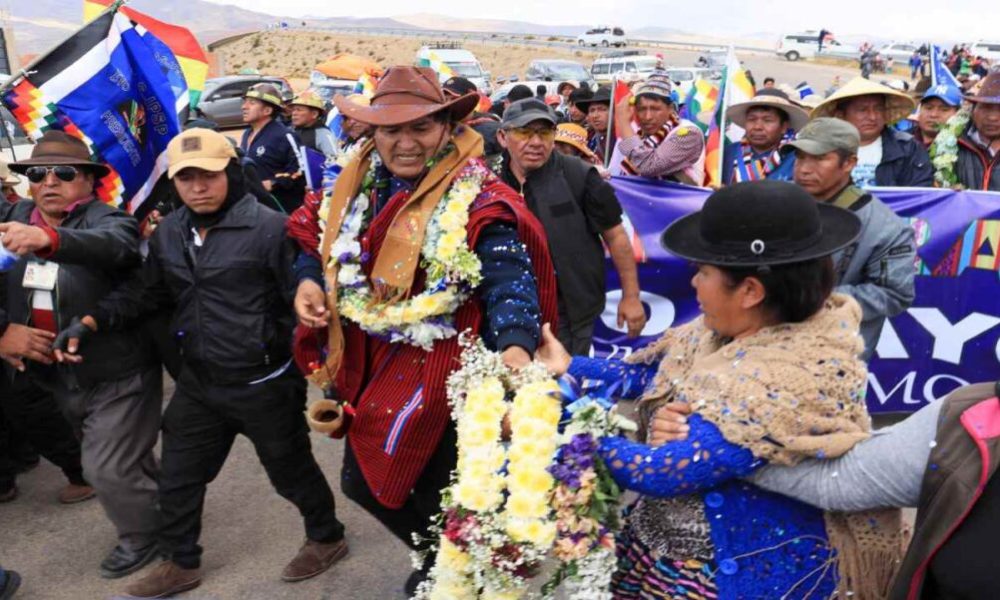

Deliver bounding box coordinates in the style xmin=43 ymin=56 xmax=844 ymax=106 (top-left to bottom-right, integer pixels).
xmin=590 ymin=53 xmax=659 ymax=85
xmin=969 ymin=40 xmax=1000 ymax=61
xmin=577 ymin=27 xmax=627 ymax=48
xmin=776 ymin=32 xmax=857 ymax=61
xmin=416 ymin=44 xmax=492 ymax=94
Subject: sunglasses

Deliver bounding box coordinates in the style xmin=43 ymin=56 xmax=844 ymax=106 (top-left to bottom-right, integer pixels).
xmin=507 ymin=126 xmax=557 ymax=142
xmin=25 ymin=165 xmax=81 ymax=184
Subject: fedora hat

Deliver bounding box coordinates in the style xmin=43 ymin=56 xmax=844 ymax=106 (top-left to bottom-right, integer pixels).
xmin=726 ymin=89 xmax=810 ymax=131
xmin=810 ymin=77 xmax=916 ymax=124
xmin=555 ymin=123 xmax=597 ymax=160
xmin=333 ymin=66 xmax=478 ymax=127
xmin=661 ymin=180 xmax=861 ymax=267
xmin=966 ymin=71 xmax=1000 ymax=105
xmin=9 ymin=130 xmax=110 ymax=177
xmin=573 ymin=86 xmax=612 ymax=112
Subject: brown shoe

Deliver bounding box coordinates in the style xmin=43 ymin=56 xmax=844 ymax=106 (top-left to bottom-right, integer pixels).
xmin=58 ymin=483 xmax=96 ymax=504
xmin=281 ymin=538 xmax=349 ymax=582
xmin=124 ymin=561 xmax=201 ymax=599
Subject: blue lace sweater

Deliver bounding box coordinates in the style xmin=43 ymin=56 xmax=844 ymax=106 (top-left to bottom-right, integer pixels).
xmin=570 ymin=356 xmax=838 ymax=599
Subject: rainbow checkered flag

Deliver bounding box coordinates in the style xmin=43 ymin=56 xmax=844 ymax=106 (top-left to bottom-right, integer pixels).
xmin=2 ymin=7 xmax=185 ymax=215
xmin=704 ymin=47 xmax=755 ymax=186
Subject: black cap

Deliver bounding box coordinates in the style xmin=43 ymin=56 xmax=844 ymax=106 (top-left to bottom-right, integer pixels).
xmin=507 ymin=85 xmax=534 ymax=103
xmin=502 ymin=98 xmax=558 ymax=128
xmin=443 ymin=76 xmax=478 ymax=97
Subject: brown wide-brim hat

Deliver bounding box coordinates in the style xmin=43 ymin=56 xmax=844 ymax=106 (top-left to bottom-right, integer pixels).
xmin=726 ymin=91 xmax=811 ymax=132
xmin=555 ymin=123 xmax=597 ymax=160
xmin=966 ymin=71 xmax=1000 ymax=105
xmin=10 ymin=130 xmax=110 ymax=177
xmin=810 ymin=77 xmax=916 ymax=125
xmin=333 ymin=66 xmax=479 ymax=127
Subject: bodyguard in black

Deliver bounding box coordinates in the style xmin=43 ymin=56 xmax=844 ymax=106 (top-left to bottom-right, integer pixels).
xmin=62 ymin=129 xmax=346 ymax=599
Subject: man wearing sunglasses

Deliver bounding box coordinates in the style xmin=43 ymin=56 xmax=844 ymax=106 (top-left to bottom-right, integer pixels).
xmin=0 ymin=130 xmax=161 ymax=579
xmin=497 ymin=98 xmax=646 ymax=354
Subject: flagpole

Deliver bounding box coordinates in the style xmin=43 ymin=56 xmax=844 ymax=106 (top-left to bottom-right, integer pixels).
xmin=715 ymin=47 xmax=735 ymax=185
xmin=604 ymin=75 xmax=616 ymax=169
xmin=0 ymin=1 xmax=129 ymax=94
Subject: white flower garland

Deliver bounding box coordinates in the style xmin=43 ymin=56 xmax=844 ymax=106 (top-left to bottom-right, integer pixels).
xmin=321 ymin=155 xmax=487 ymax=350
xmin=929 ymin=107 xmax=971 ymax=188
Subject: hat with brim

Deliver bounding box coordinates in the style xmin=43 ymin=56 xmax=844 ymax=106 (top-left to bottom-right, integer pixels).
xmin=333 ymin=66 xmax=478 ymax=127
xmin=965 ymin=71 xmax=1000 ymax=105
xmin=573 ymin=87 xmax=612 ymax=112
xmin=555 ymin=123 xmax=597 ymax=160
xmin=243 ymin=83 xmax=286 ymax=110
xmin=661 ymin=180 xmax=861 ymax=267
xmin=10 ymin=130 xmax=110 ymax=177
xmin=810 ymin=76 xmax=916 ymax=124
xmin=727 ymin=93 xmax=810 ymax=131
xmin=289 ymin=90 xmax=328 ymax=115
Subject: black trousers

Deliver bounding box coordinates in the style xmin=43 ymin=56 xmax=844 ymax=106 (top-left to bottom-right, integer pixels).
xmin=158 ymin=367 xmax=344 ymax=569
xmin=341 ymin=426 xmax=457 ymax=555
xmin=0 ymin=376 xmax=85 ymax=491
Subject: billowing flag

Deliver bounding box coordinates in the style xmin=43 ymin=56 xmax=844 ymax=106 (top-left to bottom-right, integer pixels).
xmin=2 ymin=10 xmax=184 ymax=214
xmin=84 ymin=0 xmax=209 ymax=108
xmin=704 ymin=47 xmax=754 ymax=186
xmin=679 ymin=78 xmax=720 ymax=133
xmin=795 ymin=82 xmax=815 ymax=99
xmin=417 ymin=50 xmax=455 ymax=79
xmin=930 ymin=44 xmax=962 ymax=90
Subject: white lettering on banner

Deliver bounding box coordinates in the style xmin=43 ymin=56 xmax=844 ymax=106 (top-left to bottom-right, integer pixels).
xmin=874 ymin=320 xmax=908 ymax=359
xmin=867 ymin=372 xmax=970 ymax=407
xmin=601 ymin=290 xmax=676 ymax=336
xmin=101 ymin=110 xmax=142 ymax=167
xmin=908 ymin=309 xmax=1000 ymax=364
xmin=109 ymin=68 xmax=131 ymax=92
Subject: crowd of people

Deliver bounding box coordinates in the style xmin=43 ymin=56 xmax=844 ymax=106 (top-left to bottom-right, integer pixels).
xmin=0 ymin=52 xmax=999 ymax=600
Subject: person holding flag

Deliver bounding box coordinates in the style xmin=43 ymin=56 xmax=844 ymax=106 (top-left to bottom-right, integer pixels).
xmin=721 ymin=88 xmax=810 ymax=184
xmin=240 ymin=83 xmax=305 ymax=212
xmin=611 ymin=72 xmax=705 ymax=185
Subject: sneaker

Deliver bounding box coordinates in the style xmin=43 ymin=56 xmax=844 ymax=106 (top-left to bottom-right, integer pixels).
xmin=58 ymin=483 xmax=96 ymax=505
xmin=281 ymin=538 xmax=349 ymax=583
xmin=0 ymin=569 xmax=22 ymax=600
xmin=124 ymin=561 xmax=201 ymax=599
xmin=0 ymin=486 xmax=17 ymax=504
xmin=100 ymin=543 xmax=160 ymax=579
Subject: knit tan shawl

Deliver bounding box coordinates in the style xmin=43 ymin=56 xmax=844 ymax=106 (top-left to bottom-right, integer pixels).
xmin=627 ymin=294 xmax=907 ymax=598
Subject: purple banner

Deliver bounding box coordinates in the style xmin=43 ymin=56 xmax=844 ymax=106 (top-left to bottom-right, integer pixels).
xmin=596 ymin=177 xmax=1000 ymax=414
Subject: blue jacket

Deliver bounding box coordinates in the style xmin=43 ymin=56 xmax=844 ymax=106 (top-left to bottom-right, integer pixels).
xmin=570 ymin=356 xmax=839 ymax=599
xmin=874 ymin=127 xmax=934 ymax=188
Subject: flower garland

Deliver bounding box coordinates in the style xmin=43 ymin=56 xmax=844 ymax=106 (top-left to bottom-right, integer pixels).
xmin=319 ymin=148 xmax=488 ymax=350
xmin=416 ymin=339 xmax=635 ymax=600
xmin=929 ymin=107 xmax=971 ymax=188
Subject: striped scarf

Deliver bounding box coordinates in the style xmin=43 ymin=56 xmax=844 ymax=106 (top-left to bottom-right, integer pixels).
xmin=621 ymin=115 xmax=680 ymax=177
xmin=730 ymin=132 xmax=795 ymax=183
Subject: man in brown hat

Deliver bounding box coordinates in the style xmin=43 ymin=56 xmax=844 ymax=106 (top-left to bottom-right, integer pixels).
xmin=812 ymin=77 xmax=934 ymax=188
xmin=286 ymin=65 xmax=559 ymax=594
xmin=952 ymin=71 xmax=1000 ymax=191
xmin=722 ymin=89 xmax=810 ymax=184
xmin=240 ymin=83 xmax=305 ymax=211
xmin=0 ymin=130 xmax=162 ymax=578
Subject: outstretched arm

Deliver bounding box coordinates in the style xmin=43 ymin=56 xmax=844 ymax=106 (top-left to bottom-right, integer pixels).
xmin=600 ymin=414 xmax=759 ymax=497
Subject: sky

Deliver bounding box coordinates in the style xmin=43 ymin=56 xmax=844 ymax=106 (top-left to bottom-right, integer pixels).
xmin=205 ymin=0 xmax=996 ymax=41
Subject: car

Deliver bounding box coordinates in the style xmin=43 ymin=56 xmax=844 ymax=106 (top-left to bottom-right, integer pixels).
xmin=879 ymin=42 xmax=922 ymax=63
xmin=416 ymin=44 xmax=492 ymax=95
xmin=591 ymin=52 xmax=660 ymax=85
xmin=969 ymin=40 xmax=1000 ymax=61
xmin=524 ymin=60 xmax=597 ymax=89
xmin=194 ymin=75 xmax=294 ymax=129
xmin=661 ymin=67 xmax=716 ymax=99
xmin=577 ymin=27 xmax=627 ymax=48
xmin=312 ymin=79 xmax=357 ymax=104
xmin=775 ymin=32 xmax=858 ymax=61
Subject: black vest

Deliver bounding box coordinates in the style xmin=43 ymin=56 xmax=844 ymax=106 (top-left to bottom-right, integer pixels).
xmin=508 ymin=152 xmax=607 ymax=327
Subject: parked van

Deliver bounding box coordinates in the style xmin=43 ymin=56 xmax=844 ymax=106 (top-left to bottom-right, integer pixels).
xmin=416 ymin=43 xmax=492 ymax=94
xmin=775 ymin=31 xmax=858 ymax=61
xmin=590 ymin=52 xmax=659 ymax=85
xmin=969 ymin=40 xmax=1000 ymax=61
xmin=577 ymin=27 xmax=627 ymax=48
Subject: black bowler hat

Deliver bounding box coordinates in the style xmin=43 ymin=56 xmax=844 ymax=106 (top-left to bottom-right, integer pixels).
xmin=661 ymin=181 xmax=861 ymax=267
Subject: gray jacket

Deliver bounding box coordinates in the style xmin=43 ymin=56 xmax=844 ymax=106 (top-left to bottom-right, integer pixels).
xmin=829 ymin=185 xmax=916 ymax=361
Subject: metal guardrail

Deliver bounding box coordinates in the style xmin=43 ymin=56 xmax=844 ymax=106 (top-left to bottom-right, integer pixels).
xmin=216 ymin=25 xmax=773 ymax=56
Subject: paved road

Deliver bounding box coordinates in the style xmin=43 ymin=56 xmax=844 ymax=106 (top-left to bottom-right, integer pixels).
xmin=0 ymin=379 xmax=414 ymax=600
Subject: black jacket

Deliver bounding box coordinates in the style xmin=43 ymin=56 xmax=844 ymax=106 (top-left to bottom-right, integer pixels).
xmin=956 ymin=127 xmax=1000 ymax=192
xmin=875 ymin=127 xmax=934 ymax=188
xmin=0 ymin=199 xmax=146 ymax=387
xmin=95 ymin=194 xmax=298 ymax=385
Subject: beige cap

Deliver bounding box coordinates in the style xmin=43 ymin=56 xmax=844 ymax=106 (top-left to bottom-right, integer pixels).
xmin=166 ymin=129 xmax=237 ymax=179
